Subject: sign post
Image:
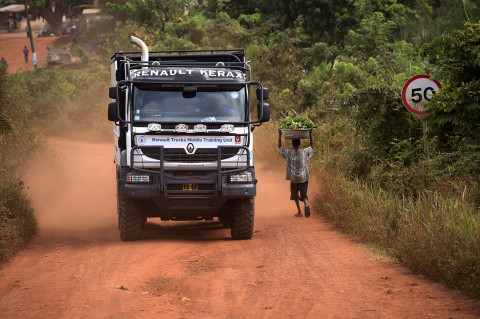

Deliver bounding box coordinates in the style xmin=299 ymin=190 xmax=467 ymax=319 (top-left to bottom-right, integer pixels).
xmin=401 ymin=74 xmax=442 ymax=160
xmin=24 ymin=0 xmax=37 ymax=70
xmin=423 ymin=121 xmax=428 ymax=160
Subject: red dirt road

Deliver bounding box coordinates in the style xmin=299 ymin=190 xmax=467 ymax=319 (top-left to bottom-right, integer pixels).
xmin=0 ymin=32 xmax=61 ymax=74
xmin=0 ymin=138 xmax=479 ymax=318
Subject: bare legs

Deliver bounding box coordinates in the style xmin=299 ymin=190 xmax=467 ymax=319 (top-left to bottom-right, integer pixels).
xmin=294 ymin=198 xmax=310 ymax=217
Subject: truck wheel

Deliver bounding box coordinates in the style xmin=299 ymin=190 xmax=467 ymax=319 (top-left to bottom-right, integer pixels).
xmin=231 ymin=198 xmax=255 ymax=240
xmin=118 ymin=198 xmax=143 ymax=241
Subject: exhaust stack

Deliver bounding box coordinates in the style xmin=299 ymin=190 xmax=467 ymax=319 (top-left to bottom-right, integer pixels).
xmin=130 ymin=35 xmax=149 ymax=63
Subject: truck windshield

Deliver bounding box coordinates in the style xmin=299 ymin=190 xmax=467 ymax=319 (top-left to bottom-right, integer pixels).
xmin=133 ymin=88 xmax=246 ymax=123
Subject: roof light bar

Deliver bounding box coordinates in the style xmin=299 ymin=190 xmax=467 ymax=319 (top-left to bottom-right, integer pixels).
xmin=147 ymin=123 xmax=162 ymax=131
xmin=175 ymin=124 xmax=188 ymax=133
xmin=220 ymin=124 xmax=234 ymax=132
xmin=194 ymin=124 xmax=207 ymax=133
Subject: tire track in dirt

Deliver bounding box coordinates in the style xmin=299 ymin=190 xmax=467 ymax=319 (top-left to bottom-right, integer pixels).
xmin=0 ymin=138 xmax=478 ymax=318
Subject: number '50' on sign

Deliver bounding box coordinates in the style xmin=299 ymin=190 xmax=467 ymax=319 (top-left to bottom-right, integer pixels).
xmin=402 ymin=74 xmax=442 ymax=116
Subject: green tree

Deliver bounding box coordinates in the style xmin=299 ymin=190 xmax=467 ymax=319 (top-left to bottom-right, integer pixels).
xmin=350 ymin=85 xmax=421 ymax=158
xmin=200 ymin=0 xmax=426 ymax=45
xmin=424 ymin=21 xmax=480 ymax=152
xmin=428 ymin=0 xmax=480 ymax=37
xmin=344 ymin=12 xmax=397 ymax=60
xmin=106 ymin=0 xmax=188 ymax=34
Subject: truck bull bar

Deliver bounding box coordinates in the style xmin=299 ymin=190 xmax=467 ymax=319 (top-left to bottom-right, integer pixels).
xmin=130 ymin=145 xmax=251 ymax=192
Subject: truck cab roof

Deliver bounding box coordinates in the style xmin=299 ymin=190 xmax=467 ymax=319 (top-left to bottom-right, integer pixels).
xmin=112 ymin=49 xmax=249 ymax=83
xmin=112 ymin=49 xmax=244 ymax=64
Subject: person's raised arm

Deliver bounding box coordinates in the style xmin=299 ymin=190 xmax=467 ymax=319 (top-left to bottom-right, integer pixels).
xmin=278 ymin=129 xmax=282 ymax=149
xmin=309 ymin=129 xmax=314 ymax=149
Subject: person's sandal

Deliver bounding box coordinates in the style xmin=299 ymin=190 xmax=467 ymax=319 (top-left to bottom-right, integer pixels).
xmin=305 ymin=206 xmax=311 ymax=218
xmin=294 ymin=212 xmax=303 ymax=217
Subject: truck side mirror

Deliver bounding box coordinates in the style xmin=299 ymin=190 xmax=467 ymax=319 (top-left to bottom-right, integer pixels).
xmin=108 ymin=101 xmax=118 ymax=122
xmin=257 ymin=102 xmax=270 ymax=123
xmin=109 ymin=86 xmax=117 ymax=99
xmin=256 ymin=87 xmax=269 ymax=100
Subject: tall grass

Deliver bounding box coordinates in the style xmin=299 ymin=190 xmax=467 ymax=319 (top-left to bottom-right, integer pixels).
xmin=314 ymin=167 xmax=480 ymax=297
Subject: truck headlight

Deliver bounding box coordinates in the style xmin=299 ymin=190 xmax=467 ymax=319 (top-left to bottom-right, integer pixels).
xmin=229 ymin=172 xmax=252 ymax=183
xmin=126 ymin=173 xmax=151 ymax=183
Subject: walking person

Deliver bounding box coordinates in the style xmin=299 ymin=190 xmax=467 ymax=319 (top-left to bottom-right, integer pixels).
xmin=23 ymin=46 xmax=29 ymax=63
xmin=41 ymin=23 xmax=46 ymax=37
xmin=278 ymin=129 xmax=314 ymax=217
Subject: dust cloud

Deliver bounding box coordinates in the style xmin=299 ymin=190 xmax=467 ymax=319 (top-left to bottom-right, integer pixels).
xmin=24 ymin=138 xmax=117 ymax=233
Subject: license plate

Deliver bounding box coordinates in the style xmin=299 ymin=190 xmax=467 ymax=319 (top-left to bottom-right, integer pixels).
xmin=183 ymin=183 xmax=198 ymax=191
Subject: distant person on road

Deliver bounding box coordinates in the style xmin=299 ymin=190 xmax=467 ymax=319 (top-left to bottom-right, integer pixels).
xmin=23 ymin=46 xmax=29 ymax=63
xmin=279 ymin=129 xmax=314 ymax=217
xmin=41 ymin=23 xmax=46 ymax=37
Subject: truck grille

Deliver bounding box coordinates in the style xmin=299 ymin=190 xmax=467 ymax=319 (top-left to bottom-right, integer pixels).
xmin=139 ymin=147 xmax=243 ymax=162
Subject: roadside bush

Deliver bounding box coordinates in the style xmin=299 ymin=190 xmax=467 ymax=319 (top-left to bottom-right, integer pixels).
xmin=427 ymin=81 xmax=480 ymax=153
xmin=346 ymin=149 xmax=374 ymax=179
xmin=7 ymin=67 xmax=111 ymax=141
xmin=0 ymin=172 xmax=37 ymax=265
xmin=350 ymin=85 xmax=423 ymax=159
xmin=0 ymin=71 xmax=38 ymax=267
xmin=0 ymin=69 xmax=11 ymax=134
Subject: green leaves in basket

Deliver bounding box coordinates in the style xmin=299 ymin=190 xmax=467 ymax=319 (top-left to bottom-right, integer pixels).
xmin=279 ymin=110 xmax=315 ymax=129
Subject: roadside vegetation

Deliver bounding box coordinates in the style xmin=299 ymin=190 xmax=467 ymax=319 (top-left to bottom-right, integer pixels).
xmin=0 ymin=61 xmax=109 ymax=266
xmin=1 ymin=0 xmax=479 ymax=297
xmin=0 ymin=68 xmax=37 ymax=265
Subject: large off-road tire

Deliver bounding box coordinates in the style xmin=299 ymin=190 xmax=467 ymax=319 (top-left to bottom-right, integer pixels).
xmin=231 ymin=198 xmax=255 ymax=240
xmin=118 ymin=197 xmax=143 ymax=241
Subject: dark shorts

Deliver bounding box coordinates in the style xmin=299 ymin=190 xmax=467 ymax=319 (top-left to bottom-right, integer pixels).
xmin=290 ymin=181 xmax=308 ymax=201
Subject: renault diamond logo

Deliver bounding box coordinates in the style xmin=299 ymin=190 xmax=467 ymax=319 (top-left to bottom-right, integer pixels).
xmin=186 ymin=143 xmax=195 ymax=154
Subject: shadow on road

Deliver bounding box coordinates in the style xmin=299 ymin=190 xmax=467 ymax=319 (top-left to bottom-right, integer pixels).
xmin=142 ymin=220 xmax=232 ymax=242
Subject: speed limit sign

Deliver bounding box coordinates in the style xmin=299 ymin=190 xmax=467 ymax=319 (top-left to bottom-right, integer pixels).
xmin=402 ymin=75 xmax=442 ymax=116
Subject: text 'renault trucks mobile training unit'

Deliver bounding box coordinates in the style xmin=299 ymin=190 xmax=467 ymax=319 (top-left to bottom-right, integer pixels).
xmin=108 ymin=36 xmax=270 ymax=241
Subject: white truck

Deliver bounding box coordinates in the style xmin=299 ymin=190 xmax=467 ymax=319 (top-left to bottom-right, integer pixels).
xmin=108 ymin=36 xmax=270 ymax=241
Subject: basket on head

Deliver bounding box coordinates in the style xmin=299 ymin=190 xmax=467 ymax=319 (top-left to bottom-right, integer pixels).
xmin=280 ymin=129 xmax=311 ymax=140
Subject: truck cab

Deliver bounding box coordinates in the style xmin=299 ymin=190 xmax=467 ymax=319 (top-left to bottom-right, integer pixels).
xmin=108 ymin=36 xmax=269 ymax=241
